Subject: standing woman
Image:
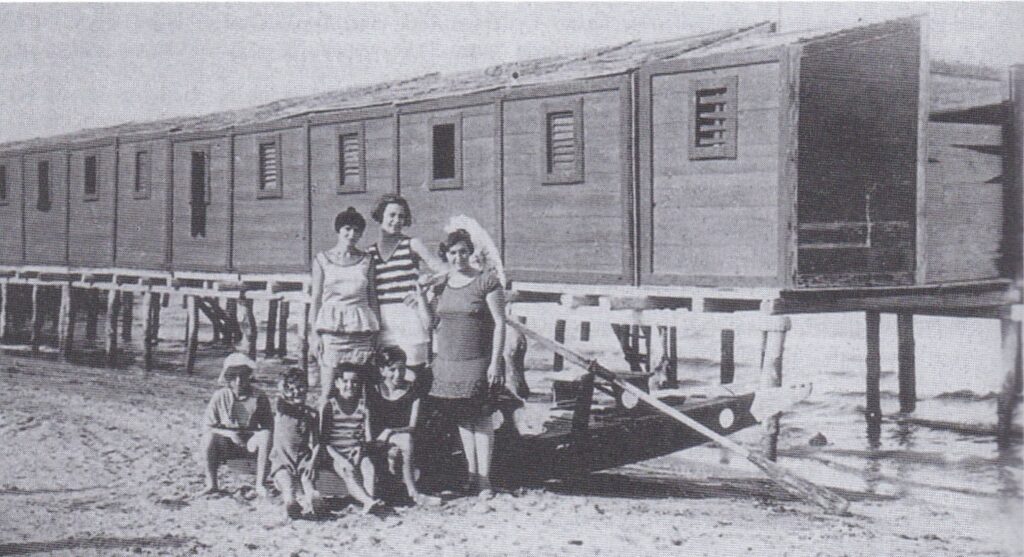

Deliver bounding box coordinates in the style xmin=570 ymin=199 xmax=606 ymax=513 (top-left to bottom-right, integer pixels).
xmin=367 ymin=194 xmax=446 ymax=372
xmin=310 ymin=207 xmax=380 ymax=401
xmin=427 ymin=229 xmax=505 ymax=498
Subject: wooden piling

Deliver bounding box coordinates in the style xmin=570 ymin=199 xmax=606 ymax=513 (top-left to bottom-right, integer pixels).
xmin=759 ymin=316 xmax=789 ymax=462
xmin=721 ymin=329 xmax=736 ymax=384
xmin=265 ymin=299 xmax=278 ymax=357
xmin=29 ymin=284 xmax=41 ymax=352
xmin=865 ymin=310 xmax=883 ymax=423
xmin=241 ymin=296 xmax=257 ymax=360
xmin=105 ymin=288 xmax=121 ymax=361
xmin=120 ymin=292 xmax=134 ymax=341
xmin=998 ymin=317 xmax=1023 ymax=444
xmin=277 ymin=301 xmax=289 ymax=357
xmin=142 ymin=291 xmax=160 ymax=370
xmin=897 ymin=313 xmax=916 ymax=413
xmin=185 ymin=295 xmax=200 ymax=375
xmin=0 ymin=282 xmax=7 ymax=342
xmin=300 ymin=302 xmax=311 ymax=381
xmin=84 ymin=289 xmax=99 ymax=340
xmin=553 ymin=319 xmax=567 ymax=371
xmin=57 ymin=283 xmax=73 ymax=359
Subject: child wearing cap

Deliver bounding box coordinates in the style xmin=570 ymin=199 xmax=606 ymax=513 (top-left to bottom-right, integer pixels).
xmin=270 ymin=368 xmax=321 ymax=519
xmin=198 ymin=353 xmax=274 ymax=497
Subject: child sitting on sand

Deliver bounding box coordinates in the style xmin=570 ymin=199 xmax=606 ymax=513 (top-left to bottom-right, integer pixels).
xmin=198 ymin=353 xmax=273 ymax=497
xmin=371 ymin=346 xmax=442 ymax=506
xmin=315 ymin=362 xmax=383 ymax=513
xmin=270 ymin=368 xmax=321 ymax=519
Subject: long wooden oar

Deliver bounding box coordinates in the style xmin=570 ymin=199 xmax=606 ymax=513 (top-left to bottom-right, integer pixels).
xmin=506 ymin=318 xmax=850 ymax=514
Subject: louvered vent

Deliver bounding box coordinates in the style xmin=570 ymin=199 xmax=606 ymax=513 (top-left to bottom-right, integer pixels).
xmin=259 ymin=141 xmax=278 ymax=191
xmin=547 ymin=111 xmax=577 ymax=174
xmin=339 ymin=133 xmax=360 ymax=188
xmin=690 ymin=76 xmax=738 ymax=160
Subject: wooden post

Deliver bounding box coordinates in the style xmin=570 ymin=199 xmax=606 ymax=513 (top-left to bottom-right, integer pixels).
xmin=56 ymin=283 xmax=72 ymax=359
xmin=997 ymin=317 xmax=1023 ymax=444
xmin=142 ymin=291 xmax=160 ymax=370
xmin=241 ymin=296 xmax=257 ymax=360
xmin=721 ymin=329 xmax=736 ymax=385
xmin=666 ymin=326 xmax=678 ymax=387
xmin=120 ymin=292 xmax=134 ymax=341
xmin=277 ymin=301 xmax=289 ymax=357
xmin=265 ymin=299 xmax=279 ymax=357
xmin=84 ymin=289 xmax=99 ymax=340
xmin=105 ymin=288 xmax=121 ymax=362
xmin=553 ymin=319 xmax=566 ymax=371
xmin=225 ymin=298 xmax=239 ymax=342
xmin=300 ymin=302 xmax=311 ymax=383
xmin=865 ymin=310 xmax=883 ymax=424
xmin=759 ymin=316 xmax=790 ymax=461
xmin=897 ymin=313 xmax=916 ymax=414
xmin=0 ymin=282 xmax=7 ymax=342
xmin=571 ymin=373 xmax=595 ymax=433
xmin=185 ymin=295 xmax=200 ymax=375
xmin=29 ymin=284 xmax=41 ymax=352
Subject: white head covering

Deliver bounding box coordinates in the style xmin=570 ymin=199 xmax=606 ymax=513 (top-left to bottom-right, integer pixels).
xmin=218 ymin=352 xmax=258 ymax=384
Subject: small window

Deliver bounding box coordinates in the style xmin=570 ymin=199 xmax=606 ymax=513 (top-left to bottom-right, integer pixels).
xmin=37 ymin=160 xmax=51 ymax=212
xmin=689 ymin=76 xmax=738 ymax=160
xmin=0 ymin=165 xmax=7 ymax=205
xmin=83 ymin=155 xmax=99 ymax=200
xmin=256 ymin=137 xmax=282 ymax=199
xmin=338 ymin=128 xmax=365 ymax=194
xmin=540 ymin=97 xmax=584 ymax=184
xmin=190 ymin=150 xmax=209 ymax=238
xmin=133 ymin=150 xmax=151 ymax=199
xmin=429 ymin=115 xmax=462 ymax=190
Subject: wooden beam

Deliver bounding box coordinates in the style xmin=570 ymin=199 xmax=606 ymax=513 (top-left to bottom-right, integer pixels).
xmin=241 ymin=296 xmax=257 ymax=360
xmin=759 ymin=324 xmax=787 ymax=461
xmin=0 ymin=282 xmax=6 ymax=341
xmin=300 ymin=302 xmax=311 ymax=382
xmin=29 ymin=284 xmax=40 ymax=352
xmin=264 ymin=299 xmax=278 ymax=357
xmin=721 ymin=329 xmax=736 ymax=385
xmin=105 ymin=287 xmax=120 ymax=362
xmin=277 ymin=301 xmax=289 ymax=357
xmin=120 ymin=292 xmax=134 ymax=341
xmin=998 ymin=318 xmax=1023 ymax=444
xmin=897 ymin=313 xmax=917 ymax=413
xmin=185 ymin=295 xmax=199 ymax=375
xmin=915 ymin=16 xmax=930 ymax=284
xmin=865 ymin=311 xmax=883 ymax=423
xmin=56 ymin=283 xmax=72 ymax=359
xmin=143 ymin=291 xmax=159 ymax=370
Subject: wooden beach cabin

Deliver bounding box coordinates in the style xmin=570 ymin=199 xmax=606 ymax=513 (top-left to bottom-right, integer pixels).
xmin=0 ymin=15 xmax=1019 ymax=440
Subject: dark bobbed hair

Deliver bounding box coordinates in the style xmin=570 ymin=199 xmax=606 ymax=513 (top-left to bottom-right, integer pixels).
xmin=438 ymin=229 xmax=474 ymax=262
xmin=328 ymin=361 xmax=368 ymax=398
xmin=376 ymin=345 xmax=408 ymax=368
xmin=334 ymin=207 xmax=367 ymax=234
xmin=371 ymin=194 xmax=413 ymax=227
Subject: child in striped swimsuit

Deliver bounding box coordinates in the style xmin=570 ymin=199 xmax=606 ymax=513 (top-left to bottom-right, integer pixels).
xmin=316 ymin=362 xmax=382 ymax=513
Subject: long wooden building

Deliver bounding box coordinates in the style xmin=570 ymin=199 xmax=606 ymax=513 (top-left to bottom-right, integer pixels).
xmin=0 ymin=16 xmax=1016 ymax=293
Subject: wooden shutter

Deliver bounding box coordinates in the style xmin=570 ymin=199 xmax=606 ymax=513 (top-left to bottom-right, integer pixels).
xmin=259 ymin=141 xmax=278 ymax=192
xmin=541 ymin=97 xmax=584 ymax=184
xmin=134 ymin=150 xmax=151 ymax=199
xmin=339 ymin=133 xmax=361 ymax=191
xmin=689 ymin=76 xmax=738 ymax=160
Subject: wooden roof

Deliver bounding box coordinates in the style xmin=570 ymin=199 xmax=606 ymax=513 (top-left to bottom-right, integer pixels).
xmin=0 ymin=16 xmax=1008 ymax=153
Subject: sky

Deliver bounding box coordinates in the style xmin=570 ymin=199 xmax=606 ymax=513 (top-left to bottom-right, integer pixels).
xmin=0 ymin=2 xmax=1021 ymax=145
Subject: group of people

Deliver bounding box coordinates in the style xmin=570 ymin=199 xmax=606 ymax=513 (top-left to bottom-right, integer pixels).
xmin=198 ymin=194 xmax=508 ymax=518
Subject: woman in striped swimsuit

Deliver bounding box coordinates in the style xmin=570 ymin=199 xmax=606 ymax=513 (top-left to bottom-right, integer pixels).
xmin=367 ymin=194 xmax=446 ymax=371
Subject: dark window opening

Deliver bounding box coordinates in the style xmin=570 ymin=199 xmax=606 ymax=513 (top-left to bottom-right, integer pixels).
xmin=37 ymin=161 xmax=51 ymax=212
xmin=432 ymin=123 xmax=456 ymax=180
xmin=84 ymin=155 xmax=98 ymax=199
xmin=190 ymin=151 xmax=208 ymax=238
xmin=0 ymin=165 xmax=7 ymax=203
xmin=338 ymin=133 xmax=361 ymax=192
xmin=689 ymin=76 xmax=738 ymax=160
xmin=134 ymin=151 xmax=151 ymax=199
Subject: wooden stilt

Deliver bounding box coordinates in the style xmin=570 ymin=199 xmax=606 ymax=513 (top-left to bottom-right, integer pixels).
xmin=897 ymin=313 xmax=917 ymax=414
xmin=265 ymin=299 xmax=279 ymax=357
xmin=29 ymin=285 xmax=41 ymax=352
xmin=0 ymin=282 xmax=7 ymax=342
xmin=759 ymin=318 xmax=789 ymax=462
xmin=300 ymin=302 xmax=311 ymax=382
xmin=277 ymin=301 xmax=289 ymax=357
xmin=105 ymin=288 xmax=121 ymax=362
xmin=57 ymin=283 xmax=73 ymax=359
xmin=241 ymin=296 xmax=257 ymax=360
xmin=84 ymin=289 xmax=99 ymax=340
xmin=721 ymin=329 xmax=736 ymax=385
xmin=142 ymin=291 xmax=160 ymax=370
xmin=185 ymin=295 xmax=200 ymax=375
xmin=865 ymin=310 xmax=883 ymax=423
xmin=120 ymin=292 xmax=134 ymax=341
xmin=225 ymin=298 xmax=239 ymax=342
xmin=998 ymin=318 xmax=1022 ymax=444
xmin=667 ymin=326 xmax=678 ymax=387
xmin=553 ymin=319 xmax=567 ymax=371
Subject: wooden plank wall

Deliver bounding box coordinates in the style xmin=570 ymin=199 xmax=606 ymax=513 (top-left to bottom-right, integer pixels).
xmin=645 ymin=61 xmax=781 ymax=285
xmin=232 ymin=127 xmax=308 ymax=273
xmin=309 ymin=116 xmax=395 ymax=259
xmin=116 ymin=139 xmax=171 ymax=269
xmin=23 ymin=151 xmax=68 ymax=265
xmin=503 ymin=84 xmax=630 ymax=284
xmin=0 ymin=155 xmax=23 ymax=263
xmin=171 ymin=138 xmax=231 ymax=272
xmin=796 ymin=19 xmax=921 ymax=287
xmin=68 ymin=144 xmax=117 ymax=266
xmin=923 ymin=121 xmax=1004 ymax=282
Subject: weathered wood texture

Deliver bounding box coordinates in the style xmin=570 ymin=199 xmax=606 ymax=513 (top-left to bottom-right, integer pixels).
xmin=232 ymin=127 xmax=308 ymax=272
xmin=23 ymin=152 xmax=68 ymax=265
xmin=0 ymin=156 xmax=24 ymax=263
xmin=400 ymin=104 xmax=499 ymax=262
xmin=503 ymin=85 xmax=630 ymax=284
xmin=922 ymin=122 xmax=1005 ymax=283
xmin=116 ymin=140 xmax=171 ymax=269
xmin=68 ymin=145 xmax=116 ymax=266
xmin=309 ymin=117 xmax=394 ymax=257
xmin=646 ymin=61 xmax=781 ymax=284
xmin=797 ymin=19 xmax=921 ymax=287
xmin=172 ymin=138 xmax=231 ymax=271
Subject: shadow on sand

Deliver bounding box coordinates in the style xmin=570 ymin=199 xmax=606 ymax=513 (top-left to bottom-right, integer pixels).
xmin=0 ymin=535 xmax=195 ymax=556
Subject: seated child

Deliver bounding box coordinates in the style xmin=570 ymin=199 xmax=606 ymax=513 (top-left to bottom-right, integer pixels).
xmin=270 ymin=368 xmax=320 ymax=519
xmin=316 ymin=362 xmax=383 ymax=513
xmin=198 ymin=353 xmax=273 ymax=497
xmin=371 ymin=346 xmax=442 ymax=506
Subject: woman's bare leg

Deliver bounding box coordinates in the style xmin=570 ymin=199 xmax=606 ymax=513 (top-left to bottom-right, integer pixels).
xmin=457 ymin=423 xmax=479 ymax=490
xmin=473 ymin=414 xmax=495 ymax=493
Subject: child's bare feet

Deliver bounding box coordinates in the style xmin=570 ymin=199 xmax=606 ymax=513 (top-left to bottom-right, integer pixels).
xmin=361 ymin=499 xmax=384 ymax=515
xmin=413 ymin=493 xmax=443 ymax=506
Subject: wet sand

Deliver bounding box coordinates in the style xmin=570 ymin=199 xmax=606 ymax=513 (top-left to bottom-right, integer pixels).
xmin=0 ymin=349 xmax=1019 ymax=556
